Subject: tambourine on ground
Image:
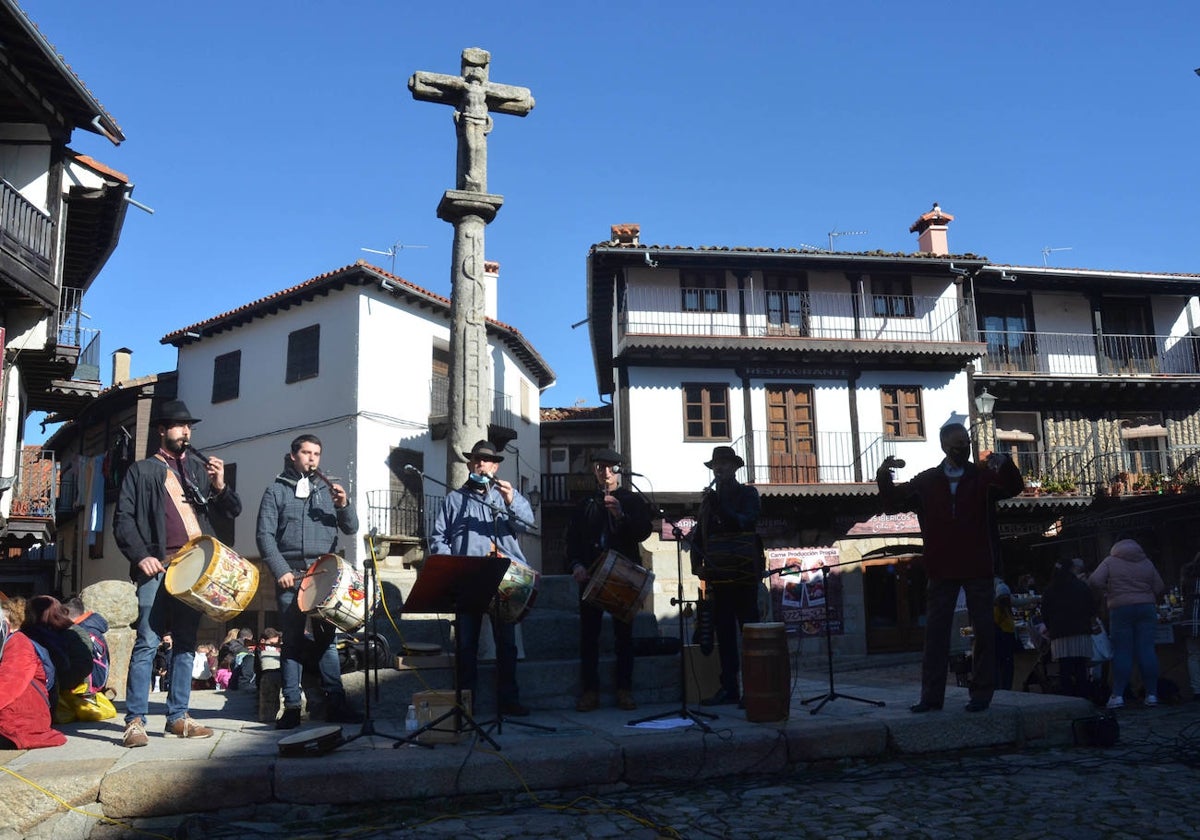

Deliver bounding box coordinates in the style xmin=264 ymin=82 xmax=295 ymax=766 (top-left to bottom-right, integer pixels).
xmin=583 ymin=550 xmax=655 ymax=623
xmin=165 ymin=535 xmax=259 ymax=622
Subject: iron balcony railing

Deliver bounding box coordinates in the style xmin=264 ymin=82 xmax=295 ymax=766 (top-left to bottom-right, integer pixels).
xmin=0 ymin=178 xmax=54 ymax=276
xmin=620 ymin=285 xmax=976 ymax=344
xmin=730 ymin=430 xmax=899 ymax=485
xmin=10 ymin=449 xmax=56 ymax=519
xmin=983 ymin=444 xmax=1200 ymax=497
xmin=979 ymin=330 xmax=1200 ymax=377
xmin=365 ymin=490 xmax=443 ymax=541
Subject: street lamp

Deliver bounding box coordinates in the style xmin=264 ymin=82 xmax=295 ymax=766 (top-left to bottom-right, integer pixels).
xmin=527 ymin=485 xmax=541 ymax=514
xmin=974 ymin=388 xmax=997 ymax=419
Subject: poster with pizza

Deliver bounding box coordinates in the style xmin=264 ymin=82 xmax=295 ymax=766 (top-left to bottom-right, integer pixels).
xmin=767 ymin=546 xmax=843 ymax=637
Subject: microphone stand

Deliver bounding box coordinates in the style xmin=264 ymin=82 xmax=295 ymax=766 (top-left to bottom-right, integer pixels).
xmin=628 ymin=505 xmax=716 ymax=731
xmin=796 ymin=558 xmax=886 ymax=715
xmin=339 ymin=528 xmax=407 ymax=747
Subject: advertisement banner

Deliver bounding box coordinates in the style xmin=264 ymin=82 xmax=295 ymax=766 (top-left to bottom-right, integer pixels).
xmin=767 ymin=546 xmax=842 ymax=637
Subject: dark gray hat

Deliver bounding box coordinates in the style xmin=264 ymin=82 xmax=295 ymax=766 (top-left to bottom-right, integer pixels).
xmin=704 ymin=445 xmax=744 ymax=469
xmin=463 ymin=440 xmax=504 ymax=462
xmin=152 ymin=399 xmax=201 ymax=425
xmin=591 ymin=447 xmax=624 ymax=465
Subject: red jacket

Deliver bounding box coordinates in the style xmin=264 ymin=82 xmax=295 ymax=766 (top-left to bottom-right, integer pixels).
xmin=878 ymin=458 xmax=1024 ymax=580
xmin=0 ymin=632 xmax=66 ymax=749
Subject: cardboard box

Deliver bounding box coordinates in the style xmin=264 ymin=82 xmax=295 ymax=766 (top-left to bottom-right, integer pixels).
xmin=411 ymin=689 xmax=471 ymax=744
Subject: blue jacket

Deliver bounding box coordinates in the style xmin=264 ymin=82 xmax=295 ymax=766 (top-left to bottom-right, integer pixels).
xmin=430 ymin=482 xmax=532 ymax=563
xmin=256 ymin=463 xmax=358 ymax=581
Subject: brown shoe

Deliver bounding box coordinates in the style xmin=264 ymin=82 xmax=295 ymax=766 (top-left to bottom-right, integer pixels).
xmin=616 ymin=690 xmax=637 ymax=711
xmin=122 ymin=717 xmax=149 ymax=748
xmin=164 ymin=715 xmax=213 ymax=739
xmin=575 ymin=690 xmax=599 ymax=712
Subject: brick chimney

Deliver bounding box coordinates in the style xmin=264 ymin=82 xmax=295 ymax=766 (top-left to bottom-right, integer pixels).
xmin=610 ymin=223 xmax=640 ymax=246
xmin=111 ymin=347 xmax=132 ymax=385
xmin=484 ymin=260 xmax=499 ymax=321
xmin=909 ymin=203 xmax=954 ymax=255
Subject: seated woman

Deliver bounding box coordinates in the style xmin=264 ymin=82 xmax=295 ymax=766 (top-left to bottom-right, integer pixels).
xmin=1 ymin=599 xmax=66 ymax=749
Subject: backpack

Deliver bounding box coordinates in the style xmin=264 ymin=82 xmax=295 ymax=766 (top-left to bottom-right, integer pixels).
xmin=229 ymin=650 xmax=256 ymax=690
xmin=27 ymin=635 xmax=57 ymax=707
xmin=78 ymin=626 xmax=110 ymax=694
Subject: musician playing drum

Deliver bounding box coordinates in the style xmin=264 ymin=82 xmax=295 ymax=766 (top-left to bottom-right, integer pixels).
xmin=256 ymin=433 xmax=361 ymax=730
xmin=568 ymin=448 xmax=654 ymax=712
xmin=429 ymin=440 xmax=533 ymax=718
xmin=113 ymin=400 xmax=243 ymax=748
xmin=692 ymin=445 xmax=763 ymax=708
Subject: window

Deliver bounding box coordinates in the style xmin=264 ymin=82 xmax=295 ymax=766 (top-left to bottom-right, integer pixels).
xmin=211 ymin=351 xmax=241 ymax=403
xmin=683 ymin=383 xmax=730 ymax=440
xmin=1120 ymin=412 xmax=1167 ymax=474
xmin=881 ymin=386 xmax=924 ymax=440
xmin=680 ymin=270 xmax=727 ymax=313
xmin=286 ymin=324 xmax=320 ymax=383
xmin=211 ymin=463 xmax=236 ymax=546
xmin=430 ymin=345 xmax=449 ymax=415
xmin=869 ymin=274 xmax=914 ymax=318
xmin=764 ymin=272 xmax=809 ymax=335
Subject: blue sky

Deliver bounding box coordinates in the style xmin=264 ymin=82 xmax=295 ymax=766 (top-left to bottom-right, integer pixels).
xmin=20 ymin=1 xmax=1200 ymax=441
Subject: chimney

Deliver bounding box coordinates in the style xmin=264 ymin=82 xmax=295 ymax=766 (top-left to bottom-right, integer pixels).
xmin=909 ymin=203 xmax=954 ymax=256
xmin=610 ymin=223 xmax=640 ymax=246
xmin=484 ymin=260 xmax=499 ymax=321
xmin=111 ymin=347 xmax=132 ymax=385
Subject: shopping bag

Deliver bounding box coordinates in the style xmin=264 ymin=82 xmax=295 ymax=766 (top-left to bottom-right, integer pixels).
xmin=1091 ymin=622 xmax=1114 ymax=663
xmin=53 ymin=680 xmax=117 ymax=723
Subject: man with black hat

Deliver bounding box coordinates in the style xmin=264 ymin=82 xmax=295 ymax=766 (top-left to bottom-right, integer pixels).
xmin=430 ymin=440 xmax=534 ymax=717
xmin=692 ymin=445 xmax=763 ymax=707
xmin=568 ymin=447 xmax=654 ymax=712
xmin=113 ymin=400 xmax=242 ymax=747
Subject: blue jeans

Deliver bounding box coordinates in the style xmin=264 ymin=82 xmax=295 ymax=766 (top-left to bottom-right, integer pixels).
xmin=1108 ymin=602 xmax=1159 ymax=699
xmin=126 ymin=571 xmax=201 ymax=726
xmin=456 ymin=611 xmax=519 ymax=707
xmin=276 ymin=584 xmax=344 ymax=709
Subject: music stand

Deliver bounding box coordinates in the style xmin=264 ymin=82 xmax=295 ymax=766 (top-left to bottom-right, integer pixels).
xmin=393 ymin=554 xmax=509 ymax=750
xmin=800 ymin=562 xmax=885 ymax=715
xmin=628 ymin=516 xmax=716 ymax=731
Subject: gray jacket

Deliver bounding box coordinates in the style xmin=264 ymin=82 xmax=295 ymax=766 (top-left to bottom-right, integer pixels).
xmin=256 ymin=464 xmax=358 ymax=581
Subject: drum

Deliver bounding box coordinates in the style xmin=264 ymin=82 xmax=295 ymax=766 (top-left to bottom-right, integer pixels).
xmin=297 ymin=554 xmax=379 ymax=633
xmin=701 ymin=532 xmax=763 ymax=584
xmin=165 ymin=535 xmax=259 ymax=622
xmin=277 ymin=724 xmax=344 ymax=757
xmin=582 ymin=550 xmax=655 ymax=624
xmin=741 ymin=622 xmax=791 ymax=723
xmin=489 ymin=559 xmax=540 ymax=624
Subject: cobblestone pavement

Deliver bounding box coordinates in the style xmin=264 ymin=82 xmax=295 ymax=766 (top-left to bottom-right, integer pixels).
xmin=79 ymin=695 xmax=1200 ymax=840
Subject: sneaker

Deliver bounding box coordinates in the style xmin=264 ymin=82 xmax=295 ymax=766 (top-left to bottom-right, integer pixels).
xmin=276 ymin=708 xmax=302 ymax=730
xmin=122 ymin=717 xmax=149 ymax=748
xmin=1144 ymin=694 xmax=1158 ymax=707
xmin=616 ymin=689 xmax=637 ymax=711
xmin=164 ymin=715 xmax=213 ymax=739
xmin=575 ymin=690 xmax=599 ymax=713
xmin=1106 ymin=695 xmax=1125 ymax=710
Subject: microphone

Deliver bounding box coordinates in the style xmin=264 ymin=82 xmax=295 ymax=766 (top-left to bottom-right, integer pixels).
xmin=403 ymin=464 xmax=423 ymax=475
xmin=625 ymin=470 xmax=647 ymax=478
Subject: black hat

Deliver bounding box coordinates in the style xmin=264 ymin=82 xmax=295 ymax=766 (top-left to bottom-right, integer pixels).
xmin=704 ymin=445 xmax=744 ymax=469
xmin=152 ymin=399 xmax=201 ymax=425
xmin=462 ymin=440 xmax=504 ymax=462
xmin=591 ymin=447 xmax=624 ymax=465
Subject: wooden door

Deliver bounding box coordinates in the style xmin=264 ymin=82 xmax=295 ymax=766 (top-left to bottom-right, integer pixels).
xmin=863 ymin=557 xmax=927 ymax=652
xmin=766 ymin=385 xmax=817 ymax=483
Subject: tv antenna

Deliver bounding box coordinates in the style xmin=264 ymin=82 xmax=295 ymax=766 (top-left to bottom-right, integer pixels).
xmin=828 ymin=228 xmax=867 ymax=250
xmin=1041 ymin=246 xmax=1072 ymax=266
xmin=361 ymin=240 xmax=428 ymax=273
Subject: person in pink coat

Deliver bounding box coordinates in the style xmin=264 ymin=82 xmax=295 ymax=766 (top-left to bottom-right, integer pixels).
xmin=1088 ymin=537 xmax=1166 ymax=708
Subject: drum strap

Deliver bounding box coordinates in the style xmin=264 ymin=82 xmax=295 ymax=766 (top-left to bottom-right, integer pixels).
xmin=156 ymin=455 xmax=203 ymax=542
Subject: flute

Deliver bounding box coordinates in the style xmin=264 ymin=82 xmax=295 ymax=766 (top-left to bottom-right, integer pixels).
xmin=182 ymin=441 xmax=214 ymax=465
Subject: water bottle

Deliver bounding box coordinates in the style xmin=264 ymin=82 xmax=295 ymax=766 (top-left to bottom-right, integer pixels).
xmin=405 ymin=704 xmax=418 ymax=734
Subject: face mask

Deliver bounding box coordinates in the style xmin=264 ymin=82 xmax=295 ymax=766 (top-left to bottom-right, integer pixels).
xmin=468 ymin=473 xmax=492 ymax=487
xmin=947 ymin=446 xmax=971 ymax=467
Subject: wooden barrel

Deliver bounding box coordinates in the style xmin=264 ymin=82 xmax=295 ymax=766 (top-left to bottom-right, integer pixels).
xmin=741 ymin=622 xmax=791 ymax=722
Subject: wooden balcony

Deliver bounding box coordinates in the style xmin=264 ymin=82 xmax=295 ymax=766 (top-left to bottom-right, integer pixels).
xmin=0 ymin=178 xmax=55 ymax=303
xmin=979 ymin=330 xmax=1200 ymax=378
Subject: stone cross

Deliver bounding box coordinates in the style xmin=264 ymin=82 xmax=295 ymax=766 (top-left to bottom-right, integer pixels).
xmin=409 ymin=49 xmax=533 ymax=490
xmin=409 ymin=47 xmax=535 ymax=194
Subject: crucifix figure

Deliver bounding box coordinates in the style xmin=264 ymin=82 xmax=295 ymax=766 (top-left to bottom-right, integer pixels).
xmin=409 ymin=47 xmax=535 ymax=194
